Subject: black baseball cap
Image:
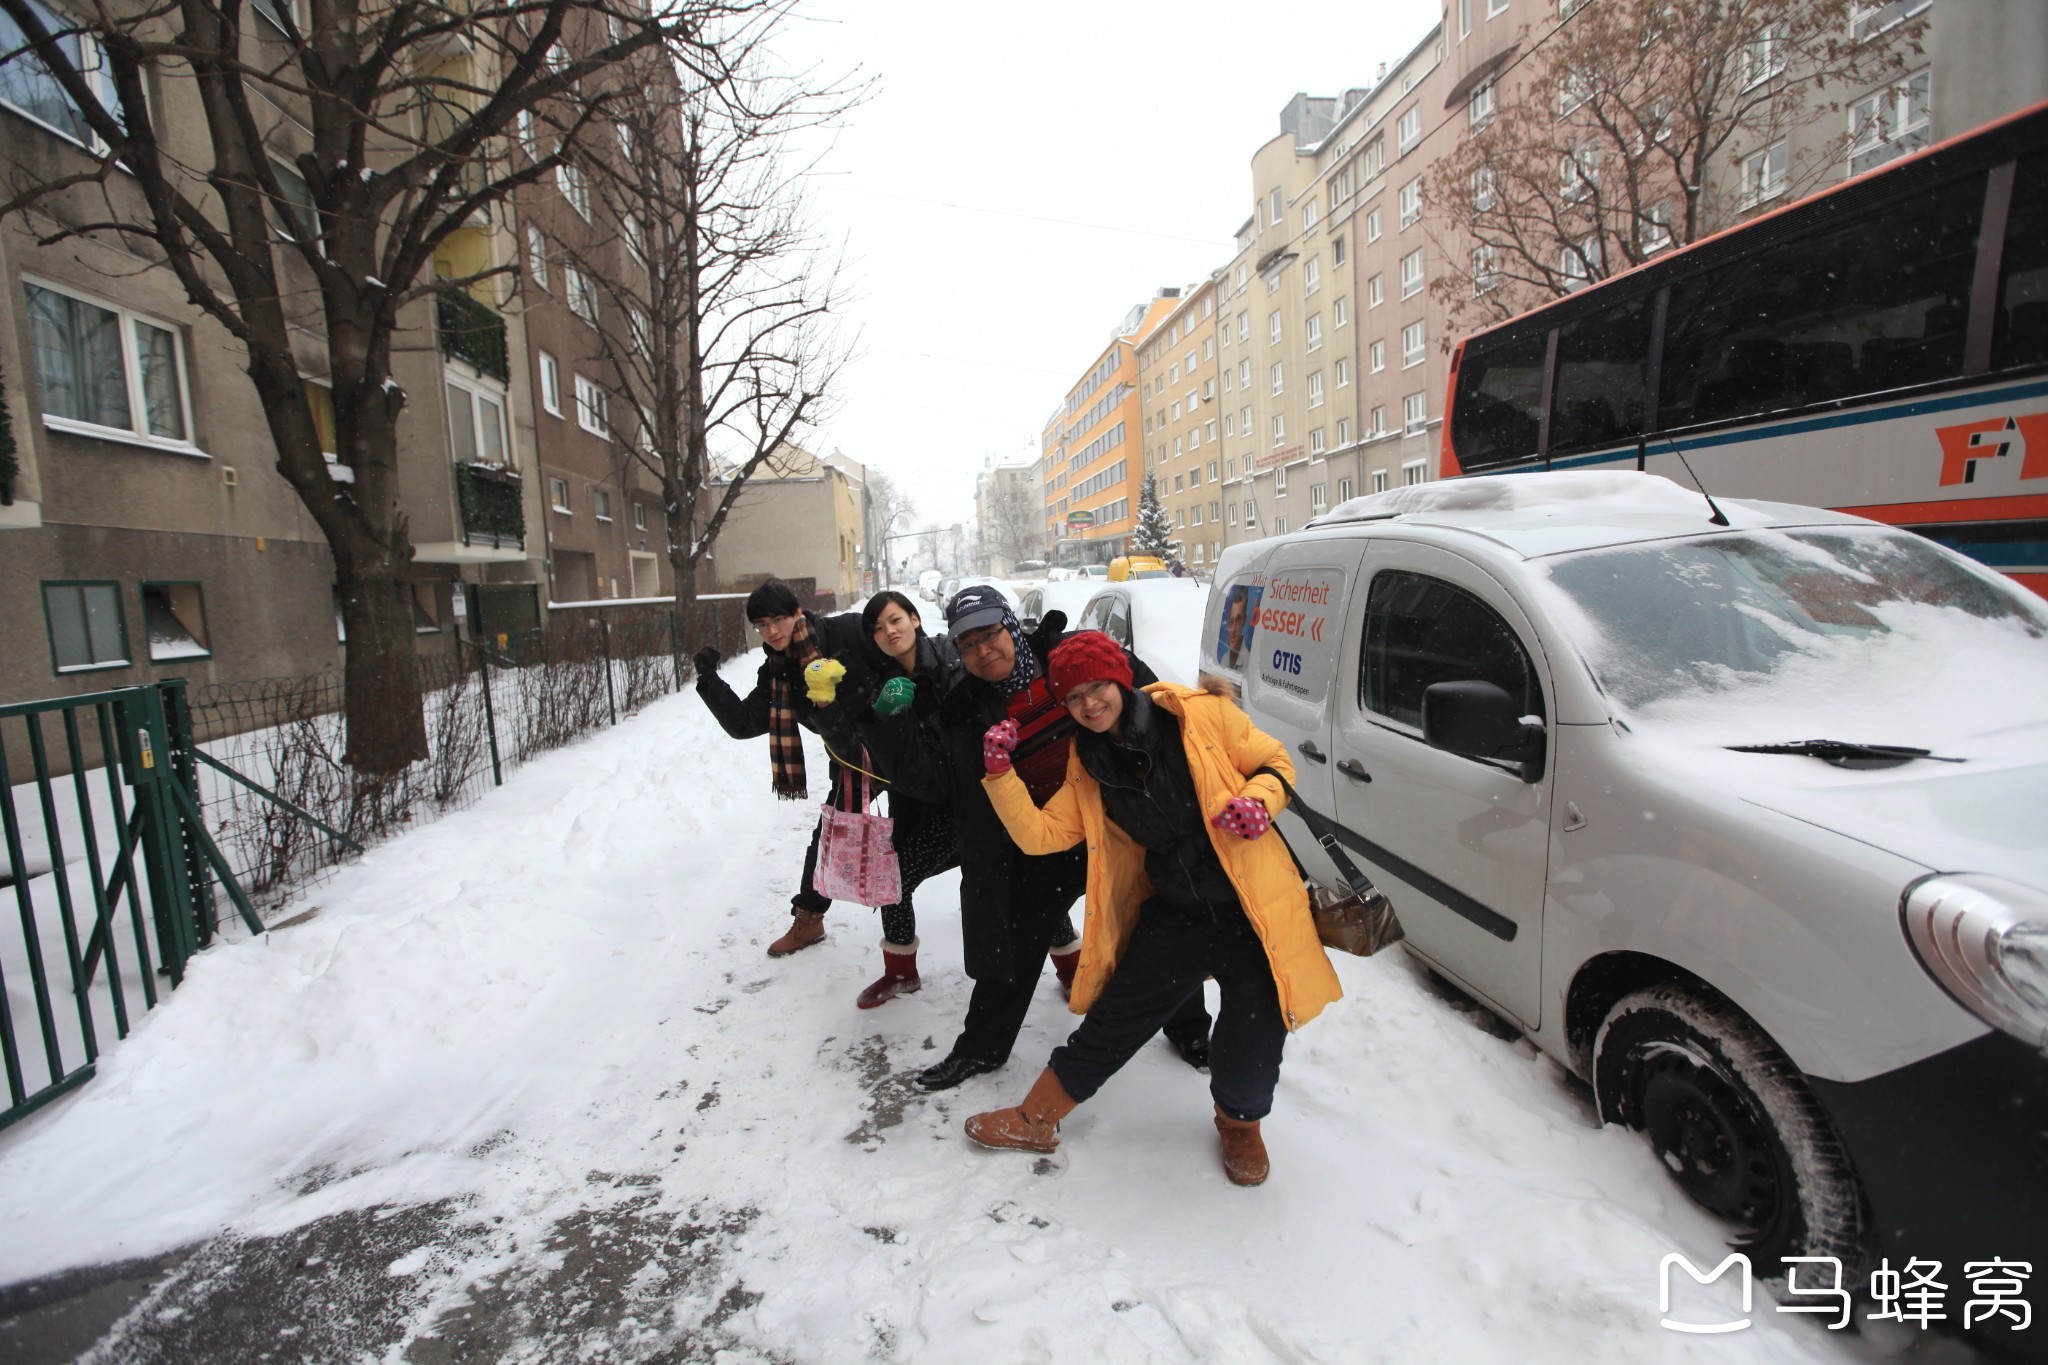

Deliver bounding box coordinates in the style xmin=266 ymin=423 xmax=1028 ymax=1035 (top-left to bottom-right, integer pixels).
xmin=946 ymin=584 xmax=1011 ymax=637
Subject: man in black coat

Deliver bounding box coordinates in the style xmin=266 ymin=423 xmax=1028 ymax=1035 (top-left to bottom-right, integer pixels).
xmin=694 ymin=579 xmax=869 ymax=956
xmin=860 ymin=586 xmax=1212 ymax=1090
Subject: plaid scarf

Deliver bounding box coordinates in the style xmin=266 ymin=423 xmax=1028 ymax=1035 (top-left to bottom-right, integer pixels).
xmin=767 ymin=615 xmax=818 ymax=801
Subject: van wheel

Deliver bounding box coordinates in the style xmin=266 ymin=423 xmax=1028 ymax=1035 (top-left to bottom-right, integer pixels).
xmin=1592 ymin=985 xmax=1868 ymax=1270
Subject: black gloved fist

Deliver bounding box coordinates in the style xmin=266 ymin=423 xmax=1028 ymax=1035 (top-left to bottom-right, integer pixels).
xmin=691 ymin=645 xmax=721 ymax=677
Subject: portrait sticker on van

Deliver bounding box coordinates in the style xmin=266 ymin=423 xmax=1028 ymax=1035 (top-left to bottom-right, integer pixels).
xmin=1216 ymin=581 xmax=1263 ymax=672
xmin=1255 ymin=569 xmax=1342 ymax=703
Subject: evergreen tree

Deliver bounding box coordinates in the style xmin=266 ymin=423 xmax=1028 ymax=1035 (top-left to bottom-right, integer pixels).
xmin=1133 ymin=474 xmax=1178 ymax=559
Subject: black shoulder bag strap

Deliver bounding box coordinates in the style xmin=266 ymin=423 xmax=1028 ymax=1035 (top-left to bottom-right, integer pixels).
xmin=1253 ymin=765 xmax=1378 ymax=899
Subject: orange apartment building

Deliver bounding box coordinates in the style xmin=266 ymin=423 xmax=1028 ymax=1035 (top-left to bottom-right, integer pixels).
xmin=1041 ymin=292 xmax=1180 ymax=566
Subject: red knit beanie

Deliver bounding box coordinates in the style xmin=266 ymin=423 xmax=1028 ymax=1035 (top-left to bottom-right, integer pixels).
xmin=1048 ymin=630 xmax=1134 ymax=701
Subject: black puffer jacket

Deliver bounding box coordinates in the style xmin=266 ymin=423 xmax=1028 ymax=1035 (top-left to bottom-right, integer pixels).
xmin=813 ymin=629 xmax=957 ymax=828
xmin=696 ymin=608 xmax=868 ymax=742
xmin=860 ymin=618 xmax=1154 ymax=983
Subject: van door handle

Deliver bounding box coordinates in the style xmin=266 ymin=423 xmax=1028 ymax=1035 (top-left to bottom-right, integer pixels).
xmin=1297 ymin=741 xmax=1328 ymax=763
xmin=1337 ymin=759 xmax=1372 ymax=784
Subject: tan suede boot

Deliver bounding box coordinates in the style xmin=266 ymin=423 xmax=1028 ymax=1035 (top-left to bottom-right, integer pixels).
xmin=1214 ymin=1107 xmax=1270 ymax=1186
xmin=767 ymin=909 xmax=827 ymax=957
xmin=965 ymin=1068 xmax=1078 ymax=1154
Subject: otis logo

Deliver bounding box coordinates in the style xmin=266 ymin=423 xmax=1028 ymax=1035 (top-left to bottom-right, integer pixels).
xmin=1936 ymin=412 xmax=2048 ymax=486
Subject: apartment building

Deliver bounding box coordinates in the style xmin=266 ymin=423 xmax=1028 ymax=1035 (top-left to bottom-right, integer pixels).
xmin=0 ymin=0 xmax=548 ymax=705
xmin=975 ymin=454 xmax=1043 ymax=576
xmin=703 ymin=444 xmax=869 ymax=606
xmin=1135 ymin=275 xmax=1225 ymax=569
xmin=1042 ymin=292 xmax=1179 ymax=566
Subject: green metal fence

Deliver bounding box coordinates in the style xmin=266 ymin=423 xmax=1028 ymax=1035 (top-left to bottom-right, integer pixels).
xmin=0 ymin=683 xmax=258 ymax=1132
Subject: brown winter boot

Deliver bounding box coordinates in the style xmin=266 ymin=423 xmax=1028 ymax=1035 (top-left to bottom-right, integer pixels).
xmin=965 ymin=1068 xmax=1078 ymax=1155
xmin=1214 ymin=1107 xmax=1270 ymax=1186
xmin=767 ymin=909 xmax=827 ymax=957
xmin=1048 ymin=939 xmax=1082 ymax=1000
xmin=856 ymin=938 xmax=921 ymax=1009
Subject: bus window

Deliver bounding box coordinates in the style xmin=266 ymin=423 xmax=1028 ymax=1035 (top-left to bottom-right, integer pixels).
xmin=1659 ymin=171 xmax=1986 ymax=430
xmin=1550 ymin=291 xmax=1654 ymax=453
xmin=1994 ymin=151 xmax=2048 ymax=370
xmin=1449 ymin=329 xmax=1546 ymax=470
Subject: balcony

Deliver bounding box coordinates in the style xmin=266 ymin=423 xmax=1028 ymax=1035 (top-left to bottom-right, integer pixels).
xmin=437 ymin=288 xmax=509 ymax=381
xmin=455 ymin=461 xmax=524 ymax=550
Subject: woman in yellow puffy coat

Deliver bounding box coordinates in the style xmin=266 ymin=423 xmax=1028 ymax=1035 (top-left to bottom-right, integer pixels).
xmin=965 ymin=630 xmax=1341 ymax=1185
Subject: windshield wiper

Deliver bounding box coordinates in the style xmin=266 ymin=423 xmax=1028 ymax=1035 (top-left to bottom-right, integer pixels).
xmin=1725 ymin=740 xmax=1963 ymax=769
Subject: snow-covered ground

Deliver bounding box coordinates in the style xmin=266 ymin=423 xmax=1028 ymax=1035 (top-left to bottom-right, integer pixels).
xmin=0 ymin=645 xmax=1926 ymax=1361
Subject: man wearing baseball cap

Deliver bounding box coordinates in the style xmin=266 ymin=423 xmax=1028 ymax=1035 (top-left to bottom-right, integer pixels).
xmin=857 ymin=586 xmax=1211 ymax=1090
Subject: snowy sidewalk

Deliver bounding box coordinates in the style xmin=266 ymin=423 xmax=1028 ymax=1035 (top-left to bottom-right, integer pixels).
xmin=0 ymin=677 xmax=1900 ymax=1361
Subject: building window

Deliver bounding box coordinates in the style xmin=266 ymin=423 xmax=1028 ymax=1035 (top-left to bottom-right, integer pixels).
xmin=1367 ymin=207 xmax=1382 ymax=242
xmin=42 ymin=581 xmax=129 ymax=673
xmin=1268 ymin=310 xmax=1282 ymax=344
xmin=1401 ymin=248 xmax=1425 ymax=299
xmin=1399 ymin=178 xmax=1422 ymax=229
xmin=1269 ymin=186 xmax=1283 ymax=225
xmin=1310 ymin=480 xmax=1327 ymax=509
xmin=1239 ymin=404 xmax=1252 ymax=433
xmin=1240 ymin=358 xmax=1251 ymax=388
xmin=0 ymin=0 xmax=122 ymax=150
xmin=1403 ymin=458 xmax=1429 ymax=485
xmin=1397 ymin=105 xmax=1421 ymax=154
xmin=565 ymin=266 xmax=598 ymax=324
xmin=633 ymin=502 xmax=647 ymax=531
xmin=1307 ymin=314 xmax=1323 ymax=351
xmin=1368 ymin=274 xmax=1384 ymax=308
xmin=1370 ymin=406 xmax=1387 ymax=437
xmin=1488 ymin=0 xmax=1507 ymax=13
xmin=1561 ymin=142 xmax=1600 ymax=201
xmin=1305 ymin=256 xmax=1322 ymax=295
xmin=1332 ymin=236 xmax=1346 ymax=267
xmin=558 ymin=158 xmax=591 ymax=218
xmin=141 ymin=582 xmax=210 ymax=661
xmin=1276 ymin=465 xmax=1287 ymax=493
xmin=549 ymin=476 xmax=570 ymax=512
xmin=1308 ymin=370 xmax=1325 ymax=408
xmin=445 ymin=375 xmax=508 ymax=465
xmin=1336 ymin=357 xmax=1351 ymax=388
xmin=527 ymin=226 xmax=548 ymax=288
xmin=1272 ymin=414 xmax=1286 ymax=447
xmin=1636 ymin=203 xmax=1673 ymax=256
xmin=538 ymin=350 xmax=561 ymax=415
xmin=574 ymin=374 xmax=609 ymax=438
xmin=1402 ymin=321 xmax=1426 ymax=368
xmin=1303 ymin=197 xmax=1319 ymax=234
xmin=1740 ymin=140 xmax=1788 ymax=206
xmin=1403 ymin=393 xmax=1428 ymax=433
xmin=1338 ymin=477 xmax=1353 ymax=501
xmin=1848 ymin=70 xmax=1931 ymax=175
xmin=1372 ymin=468 xmax=1390 ymax=493
xmin=1270 ymin=362 xmax=1284 ymax=396
xmin=1469 ymin=80 xmax=1495 ymax=127
xmin=1334 ymin=297 xmax=1349 ymax=328
xmin=1370 ymin=340 xmax=1386 ymax=373
xmin=1238 ymin=311 xmax=1249 ymax=342
xmin=1228 ymin=504 xmax=1238 ymax=526
xmin=1741 ymin=22 xmax=1788 ymax=89
xmin=24 ymin=280 xmax=192 ymax=446
xmin=624 ymin=215 xmax=646 ymax=266
xmin=1337 ymin=419 xmax=1351 ymax=447
xmin=1473 ymin=244 xmax=1500 ymax=294
xmin=1472 ymin=167 xmax=1496 ymax=215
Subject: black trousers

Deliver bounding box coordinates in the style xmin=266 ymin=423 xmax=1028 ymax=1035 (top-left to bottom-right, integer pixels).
xmin=1050 ymin=900 xmax=1287 ymax=1121
xmin=953 ymin=854 xmax=1084 ymax=1065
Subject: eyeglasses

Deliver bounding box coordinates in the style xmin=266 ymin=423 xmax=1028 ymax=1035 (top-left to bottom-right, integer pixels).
xmin=1064 ymin=681 xmax=1117 ymax=712
xmin=957 ymin=627 xmax=1008 ymax=655
xmin=751 ymin=613 xmax=798 ymax=629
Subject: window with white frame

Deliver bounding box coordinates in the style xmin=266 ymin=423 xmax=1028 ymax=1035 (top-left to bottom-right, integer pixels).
xmin=1228 ymin=503 xmax=1238 ymax=526
xmin=1402 ymin=321 xmax=1426 ymax=367
xmin=1242 ymin=500 xmax=1256 ymax=527
xmin=1268 ymin=310 xmax=1282 ymax=344
xmin=1403 ymin=458 xmax=1428 ymax=485
xmin=1335 ymin=356 xmax=1351 ymax=388
xmin=549 ymin=476 xmax=570 ymax=512
xmin=1303 ymin=197 xmax=1319 ymax=234
xmin=1333 ymin=236 xmax=1346 ymax=267
xmin=1275 ymin=515 xmax=1287 ymax=533
xmin=1269 ymin=187 xmax=1283 ymax=225
xmin=1333 ymin=297 xmax=1349 ymax=328
xmin=1739 ymin=141 xmax=1788 ymax=207
xmin=593 ymin=488 xmax=612 ymax=521
xmin=0 ymin=0 xmax=123 ymax=150
xmin=1400 ymin=248 xmax=1425 ymax=298
xmin=633 ymin=501 xmax=646 ymax=531
xmin=1276 ymin=465 xmax=1287 ymax=493
xmin=446 ymin=373 xmax=508 ymax=465
xmin=1337 ymin=418 xmax=1351 ymax=446
xmin=1310 ymin=480 xmax=1327 ymax=509
xmin=1637 ymin=202 xmax=1673 ymax=255
xmin=1561 ymin=141 xmax=1600 ymax=200
xmin=1368 ymin=274 xmax=1384 ymax=308
xmin=1307 ymin=314 xmax=1323 ymax=351
xmin=527 ymin=226 xmax=549 ymax=288
xmin=1469 ymin=80 xmax=1495 ymax=127
xmin=1308 ymin=370 xmax=1325 ymax=408
xmin=1192 ymin=504 xmax=1204 ymax=525
xmin=1171 ymin=400 xmax=1181 ymax=420
xmin=1488 ymin=0 xmax=1507 ymax=14
xmin=1238 ymin=311 xmax=1249 ymax=342
xmin=1305 ymin=255 xmax=1321 ymax=294
xmin=1399 ymin=178 xmax=1422 ymax=227
xmin=1741 ymin=23 xmax=1787 ymax=89
xmin=1270 ymin=362 xmax=1284 ymax=396
xmin=624 ymin=215 xmax=646 ymax=265
xmin=1205 ymin=418 xmax=1216 ymax=442
xmin=1849 ymin=70 xmax=1931 ymax=175
xmin=565 ymin=267 xmax=598 ymax=324
xmin=1558 ymin=66 xmax=1592 ymax=117
xmin=1235 ymin=262 xmax=1248 ymax=293
xmin=574 ymin=374 xmax=608 ymax=437
xmin=23 ymin=280 xmax=192 ymax=446
xmin=1203 ymin=336 xmax=1214 ymax=359
xmin=1239 ymin=358 xmax=1251 ymax=388
xmin=1367 ymin=207 xmax=1382 ymax=242
xmin=1370 ymin=339 xmax=1386 ymax=372
xmin=1372 ymin=467 xmax=1389 ymax=492
xmin=1272 ymin=414 xmax=1286 ymax=446
xmin=1403 ymin=392 xmax=1427 ymax=433
xmin=1460 ymin=0 xmax=1472 ymax=36
xmin=538 ymin=350 xmax=561 ymax=415
xmin=1397 ymin=105 xmax=1421 ymax=154
xmin=515 ymin=110 xmax=537 ymax=160
xmin=1223 ymin=412 xmax=1234 ymax=436
xmin=1561 ymin=236 xmax=1600 ymax=288
xmin=1194 ymin=543 xmax=1206 ymax=564
xmin=1472 ymin=166 xmax=1495 ymax=213
xmin=557 ymin=158 xmax=591 ymax=219
xmin=1239 ymin=404 xmax=1252 ymax=433
xmin=1338 ymin=476 xmax=1353 ymax=501
xmin=1473 ymin=243 xmax=1499 ymax=294
xmin=1363 ymin=134 xmax=1385 ymax=182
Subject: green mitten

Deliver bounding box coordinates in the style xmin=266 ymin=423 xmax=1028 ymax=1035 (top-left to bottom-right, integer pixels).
xmin=872 ymin=676 xmax=915 ymax=718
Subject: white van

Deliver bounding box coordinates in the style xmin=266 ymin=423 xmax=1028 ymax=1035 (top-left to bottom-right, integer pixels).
xmin=1206 ymin=471 xmax=2047 ymax=1291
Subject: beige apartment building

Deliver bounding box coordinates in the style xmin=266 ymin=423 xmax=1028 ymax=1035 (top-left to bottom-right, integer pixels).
xmin=0 ymin=2 xmax=549 ymax=705
xmin=702 ymin=445 xmax=869 ymax=607
xmin=1135 ymin=275 xmax=1226 ymax=569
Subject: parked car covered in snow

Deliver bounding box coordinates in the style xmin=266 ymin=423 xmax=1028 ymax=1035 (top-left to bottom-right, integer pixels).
xmin=1206 ymin=471 xmax=2048 ymax=1298
xmin=1073 ymin=578 xmax=1207 ymax=686
xmin=1016 ymin=579 xmax=1100 ymax=637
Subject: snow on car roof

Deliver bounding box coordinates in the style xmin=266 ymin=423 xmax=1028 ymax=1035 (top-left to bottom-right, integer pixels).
xmin=1309 ymin=470 xmax=1866 ymax=559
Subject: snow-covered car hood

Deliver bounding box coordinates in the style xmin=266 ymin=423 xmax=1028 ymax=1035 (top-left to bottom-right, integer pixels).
xmin=1734 ymin=747 xmax=2048 ymax=892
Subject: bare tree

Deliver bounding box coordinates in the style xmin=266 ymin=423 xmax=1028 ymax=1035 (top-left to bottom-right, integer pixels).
xmin=556 ymin=12 xmax=859 ymax=644
xmin=0 ymin=0 xmax=753 ymax=772
xmin=1425 ymin=0 xmax=1926 ymax=330
xmin=979 ymin=475 xmax=1040 ymax=573
xmin=866 ymin=466 xmax=915 ymax=583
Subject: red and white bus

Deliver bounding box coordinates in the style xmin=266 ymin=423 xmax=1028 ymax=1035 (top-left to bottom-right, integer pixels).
xmin=1440 ymin=100 xmax=2048 ymax=597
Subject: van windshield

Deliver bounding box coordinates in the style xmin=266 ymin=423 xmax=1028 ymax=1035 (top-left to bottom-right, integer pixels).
xmin=1542 ymin=528 xmax=2048 ymax=717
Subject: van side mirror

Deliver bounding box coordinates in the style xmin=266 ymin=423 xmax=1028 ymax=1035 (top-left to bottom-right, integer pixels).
xmin=1422 ymin=680 xmax=1547 ymax=783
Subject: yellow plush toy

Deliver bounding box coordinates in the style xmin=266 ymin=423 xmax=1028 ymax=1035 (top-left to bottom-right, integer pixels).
xmin=804 ymin=657 xmax=846 ymax=705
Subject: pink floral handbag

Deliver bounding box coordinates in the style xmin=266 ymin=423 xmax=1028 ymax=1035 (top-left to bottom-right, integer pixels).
xmin=814 ymin=756 xmax=901 ymax=906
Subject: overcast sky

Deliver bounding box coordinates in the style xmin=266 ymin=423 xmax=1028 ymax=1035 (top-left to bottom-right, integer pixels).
xmin=770 ymin=0 xmax=1445 ymax=532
